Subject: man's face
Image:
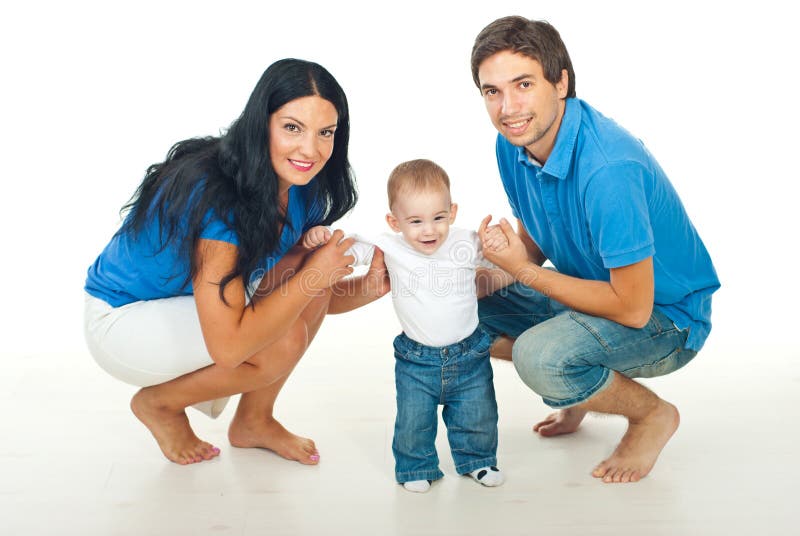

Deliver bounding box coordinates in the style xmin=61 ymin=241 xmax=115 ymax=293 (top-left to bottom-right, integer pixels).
xmin=478 ymin=50 xmax=568 ymax=161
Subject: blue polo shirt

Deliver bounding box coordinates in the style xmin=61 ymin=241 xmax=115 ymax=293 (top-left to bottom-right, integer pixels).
xmin=496 ymin=98 xmax=719 ymax=350
xmin=85 ymin=183 xmax=324 ymax=307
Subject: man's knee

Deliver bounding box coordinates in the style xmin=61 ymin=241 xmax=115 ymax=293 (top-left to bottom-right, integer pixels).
xmin=511 ymin=328 xmax=570 ymax=399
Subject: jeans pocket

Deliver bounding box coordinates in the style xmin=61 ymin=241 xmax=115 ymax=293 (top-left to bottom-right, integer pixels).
xmin=468 ymin=331 xmax=492 ymax=359
xmin=641 ymin=309 xmax=680 ymax=338
xmin=622 ymin=347 xmax=697 ymax=378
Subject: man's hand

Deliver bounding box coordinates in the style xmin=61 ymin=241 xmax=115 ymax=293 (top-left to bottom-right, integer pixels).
xmin=478 ymin=215 xmax=530 ymax=277
xmin=481 ymin=221 xmax=509 ymax=252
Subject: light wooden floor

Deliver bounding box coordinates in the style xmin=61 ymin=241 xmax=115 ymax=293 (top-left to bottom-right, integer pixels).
xmin=1 ymin=299 xmax=797 ymax=536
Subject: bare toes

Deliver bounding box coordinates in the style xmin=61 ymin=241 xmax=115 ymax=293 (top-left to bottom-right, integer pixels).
xmin=592 ymin=462 xmax=609 ymax=478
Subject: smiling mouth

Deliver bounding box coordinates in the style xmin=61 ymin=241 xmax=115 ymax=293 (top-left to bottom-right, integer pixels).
xmin=289 ymin=159 xmax=313 ymax=171
xmin=502 ymin=117 xmax=532 ymax=133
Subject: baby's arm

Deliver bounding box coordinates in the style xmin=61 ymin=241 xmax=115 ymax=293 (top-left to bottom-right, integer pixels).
xmin=302 ymin=225 xmax=332 ymax=250
xmin=474 ymin=228 xmax=514 ymax=298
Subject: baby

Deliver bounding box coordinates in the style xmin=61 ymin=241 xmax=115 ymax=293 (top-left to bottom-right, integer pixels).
xmin=303 ymin=159 xmax=508 ymax=493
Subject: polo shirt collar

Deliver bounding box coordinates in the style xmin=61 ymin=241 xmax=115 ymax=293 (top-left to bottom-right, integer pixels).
xmin=515 ymin=98 xmax=581 ymax=180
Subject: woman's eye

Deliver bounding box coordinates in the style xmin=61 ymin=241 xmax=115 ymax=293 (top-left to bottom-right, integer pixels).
xmin=320 ymin=129 xmax=335 ymax=138
xmin=284 ymin=123 xmax=300 ymax=133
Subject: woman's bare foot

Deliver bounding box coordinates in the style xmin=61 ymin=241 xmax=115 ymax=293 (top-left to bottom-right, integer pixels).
xmin=228 ymin=416 xmax=320 ymax=465
xmin=533 ymin=407 xmax=588 ymax=436
xmin=130 ymin=388 xmax=220 ymax=465
xmin=592 ymin=400 xmax=680 ymax=483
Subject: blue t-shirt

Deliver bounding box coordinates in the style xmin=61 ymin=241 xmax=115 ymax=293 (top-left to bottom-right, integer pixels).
xmin=496 ymin=98 xmax=720 ymax=351
xmin=85 ymin=183 xmax=324 ymax=307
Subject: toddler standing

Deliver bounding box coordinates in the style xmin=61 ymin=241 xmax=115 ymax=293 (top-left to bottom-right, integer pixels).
xmin=303 ymin=159 xmax=507 ymax=493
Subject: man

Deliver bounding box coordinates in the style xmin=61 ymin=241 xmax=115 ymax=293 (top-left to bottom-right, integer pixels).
xmin=472 ymin=16 xmax=720 ymax=483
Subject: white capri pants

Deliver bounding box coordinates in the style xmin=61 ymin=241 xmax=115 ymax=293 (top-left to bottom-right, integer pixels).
xmin=84 ymin=293 xmax=229 ymax=418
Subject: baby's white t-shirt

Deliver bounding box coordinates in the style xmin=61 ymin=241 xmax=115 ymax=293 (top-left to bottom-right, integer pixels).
xmin=349 ymin=227 xmax=491 ymax=347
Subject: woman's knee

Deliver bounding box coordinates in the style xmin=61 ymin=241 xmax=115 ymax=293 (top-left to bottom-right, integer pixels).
xmin=247 ymin=320 xmax=309 ymax=381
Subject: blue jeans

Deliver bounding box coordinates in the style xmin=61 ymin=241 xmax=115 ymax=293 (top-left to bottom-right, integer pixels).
xmin=392 ymin=328 xmax=498 ymax=483
xmin=479 ymin=282 xmax=697 ymax=408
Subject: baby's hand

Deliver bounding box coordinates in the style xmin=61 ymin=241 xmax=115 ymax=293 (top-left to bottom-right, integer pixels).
xmin=482 ymin=224 xmax=509 ymax=252
xmin=302 ymin=226 xmax=332 ymax=250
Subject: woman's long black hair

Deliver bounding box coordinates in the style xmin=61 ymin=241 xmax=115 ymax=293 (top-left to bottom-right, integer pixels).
xmin=119 ymin=59 xmax=357 ymax=303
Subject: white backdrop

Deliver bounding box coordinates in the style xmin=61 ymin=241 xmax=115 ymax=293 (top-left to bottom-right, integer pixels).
xmin=1 ymin=0 xmax=797 ymax=359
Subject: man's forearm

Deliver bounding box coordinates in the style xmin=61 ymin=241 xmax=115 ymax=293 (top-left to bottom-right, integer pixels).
xmin=511 ymin=261 xmax=652 ymax=328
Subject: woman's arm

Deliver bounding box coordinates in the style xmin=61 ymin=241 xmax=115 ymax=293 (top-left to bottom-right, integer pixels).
xmin=192 ymin=231 xmax=355 ymax=368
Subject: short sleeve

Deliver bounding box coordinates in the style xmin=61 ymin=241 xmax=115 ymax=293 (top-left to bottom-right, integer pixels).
xmin=469 ymin=230 xmax=496 ymax=269
xmin=200 ymin=209 xmax=238 ymax=245
xmin=584 ymin=162 xmax=654 ymax=269
xmin=302 ymin=187 xmax=327 ymax=231
xmin=347 ymin=234 xmax=376 ymax=266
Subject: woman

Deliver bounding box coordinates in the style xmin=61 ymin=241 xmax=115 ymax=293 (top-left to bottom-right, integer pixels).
xmin=84 ymin=59 xmax=388 ymax=465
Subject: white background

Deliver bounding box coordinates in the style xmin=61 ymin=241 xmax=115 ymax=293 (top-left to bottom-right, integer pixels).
xmin=0 ymin=0 xmax=797 ymax=361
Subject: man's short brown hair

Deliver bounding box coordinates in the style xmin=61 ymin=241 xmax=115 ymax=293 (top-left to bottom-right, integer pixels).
xmin=471 ymin=16 xmax=576 ymax=98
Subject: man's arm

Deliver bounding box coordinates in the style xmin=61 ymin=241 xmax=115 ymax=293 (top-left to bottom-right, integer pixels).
xmin=517 ymin=219 xmax=547 ymax=267
xmin=479 ymin=217 xmax=654 ymax=328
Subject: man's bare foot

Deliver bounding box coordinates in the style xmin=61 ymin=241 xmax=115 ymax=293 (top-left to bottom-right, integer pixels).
xmin=592 ymin=400 xmax=679 ymax=483
xmin=533 ymin=407 xmax=588 ymax=436
xmin=228 ymin=416 xmax=319 ymax=465
xmin=130 ymin=389 xmax=220 ymax=465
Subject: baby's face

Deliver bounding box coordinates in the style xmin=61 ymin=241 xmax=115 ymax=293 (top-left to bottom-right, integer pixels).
xmin=386 ymin=187 xmax=457 ymax=255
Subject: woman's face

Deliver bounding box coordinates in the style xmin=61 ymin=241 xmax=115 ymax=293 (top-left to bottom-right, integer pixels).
xmin=269 ymin=95 xmax=338 ymax=193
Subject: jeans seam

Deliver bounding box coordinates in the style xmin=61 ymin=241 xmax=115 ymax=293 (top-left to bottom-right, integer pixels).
xmin=568 ymin=311 xmax=612 ymax=351
xmin=568 ymin=312 xmax=683 ymax=356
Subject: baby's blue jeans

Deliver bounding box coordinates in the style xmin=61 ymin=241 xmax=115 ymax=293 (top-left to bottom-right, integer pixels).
xmin=392 ymin=328 xmax=498 ymax=483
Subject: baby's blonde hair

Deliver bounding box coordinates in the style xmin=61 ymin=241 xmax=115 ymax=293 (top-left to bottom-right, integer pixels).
xmin=387 ymin=159 xmax=451 ymax=209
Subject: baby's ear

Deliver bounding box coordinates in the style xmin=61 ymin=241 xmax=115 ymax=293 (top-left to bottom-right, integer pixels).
xmin=386 ymin=213 xmax=401 ymax=232
xmin=449 ymin=203 xmax=459 ymax=224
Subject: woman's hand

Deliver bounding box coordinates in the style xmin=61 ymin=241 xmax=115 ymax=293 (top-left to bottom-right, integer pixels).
xmin=478 ymin=215 xmax=529 ymax=277
xmin=299 ymin=229 xmax=355 ymax=293
xmin=365 ymin=247 xmax=391 ymax=299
